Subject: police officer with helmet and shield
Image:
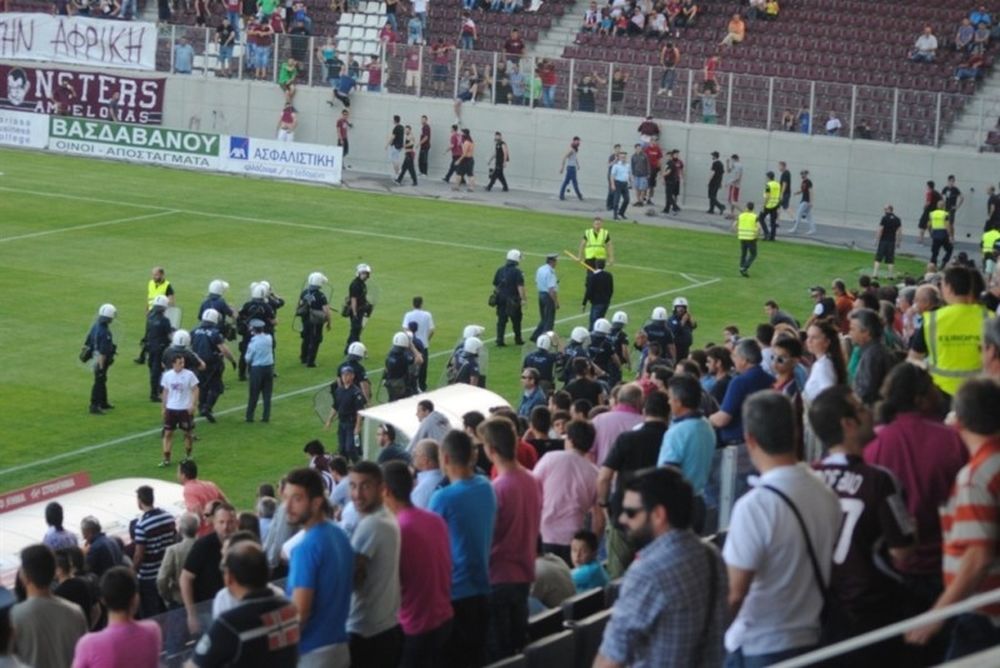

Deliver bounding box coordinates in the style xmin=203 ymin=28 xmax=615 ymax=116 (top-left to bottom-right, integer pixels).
xmin=190 ymin=308 xmax=237 ymax=423
xmin=523 ymin=333 xmax=559 ymax=390
xmin=144 ymin=295 xmax=175 ymax=402
xmin=493 ymin=250 xmax=527 ymax=347
xmin=162 ymin=329 xmax=206 ymax=373
xmin=345 ymin=263 xmax=373 ymax=353
xmin=237 ymin=283 xmax=277 ymax=381
xmin=85 ymin=303 xmax=118 ymax=415
xmin=298 ymin=271 xmax=331 ymax=368
xmin=199 ymin=279 xmax=237 ymax=341
xmin=610 ymin=311 xmax=632 ymax=376
xmin=324 ymin=364 xmax=367 ymax=462
xmin=589 ymin=317 xmax=622 ymax=386
xmin=384 ymin=331 xmax=422 ymax=401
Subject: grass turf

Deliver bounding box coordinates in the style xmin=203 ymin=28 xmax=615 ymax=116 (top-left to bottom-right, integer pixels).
xmin=0 ymin=148 xmax=924 ymax=509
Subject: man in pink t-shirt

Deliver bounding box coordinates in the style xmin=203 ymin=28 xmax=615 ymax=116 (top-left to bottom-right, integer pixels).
xmin=533 ymin=420 xmax=600 ymax=565
xmin=72 ymin=566 xmax=162 ymax=668
xmin=178 ymin=460 xmax=227 ymax=537
xmin=382 ymin=461 xmax=454 ymax=665
xmin=480 ymin=417 xmax=542 ymax=664
xmin=590 ymin=383 xmax=644 ymax=466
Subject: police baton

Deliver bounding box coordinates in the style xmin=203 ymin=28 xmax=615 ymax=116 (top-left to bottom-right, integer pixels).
xmin=563 ymin=250 xmax=595 ymax=273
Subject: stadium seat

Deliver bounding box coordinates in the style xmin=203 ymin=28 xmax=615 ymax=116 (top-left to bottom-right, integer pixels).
xmin=524 ymin=630 xmax=576 ymax=668
xmin=567 ymin=609 xmax=612 ymax=668
xmin=603 ymin=578 xmax=623 ymax=608
xmin=561 ymin=587 xmax=604 ymax=622
xmin=527 ymin=607 xmax=565 ymax=642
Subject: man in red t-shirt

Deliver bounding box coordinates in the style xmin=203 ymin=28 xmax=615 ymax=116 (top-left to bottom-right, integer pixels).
xmin=178 ymin=460 xmax=227 ymax=536
xmin=643 ymin=138 xmax=664 ymax=204
xmin=443 ymin=124 xmax=464 ymax=183
xmin=336 ymin=108 xmax=352 ymax=157
xmin=504 ymin=28 xmax=525 ymax=66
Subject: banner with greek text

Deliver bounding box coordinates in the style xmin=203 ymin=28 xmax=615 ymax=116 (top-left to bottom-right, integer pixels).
xmin=0 ymin=108 xmax=48 ymax=149
xmin=223 ymin=135 xmax=343 ymax=185
xmin=0 ymin=13 xmax=158 ymax=71
xmin=48 ymin=116 xmax=221 ymax=169
xmin=0 ymin=64 xmax=165 ymax=125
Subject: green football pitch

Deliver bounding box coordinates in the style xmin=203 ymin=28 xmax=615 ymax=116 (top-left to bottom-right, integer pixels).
xmin=0 ymin=148 xmax=923 ymax=509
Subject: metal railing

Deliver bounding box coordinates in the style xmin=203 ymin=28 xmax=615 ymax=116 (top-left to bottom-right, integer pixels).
xmin=156 ymin=23 xmax=1000 ymax=150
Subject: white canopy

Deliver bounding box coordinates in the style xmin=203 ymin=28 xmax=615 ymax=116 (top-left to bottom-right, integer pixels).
xmin=359 ymin=384 xmax=512 ymax=452
xmin=0 ymin=477 xmax=185 ymax=588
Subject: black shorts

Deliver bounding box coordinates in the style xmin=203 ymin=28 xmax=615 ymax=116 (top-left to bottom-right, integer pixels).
xmin=457 ymin=157 xmax=474 ymax=177
xmin=874 ymin=239 xmax=896 ymax=263
xmin=164 ymin=409 xmax=194 ymax=432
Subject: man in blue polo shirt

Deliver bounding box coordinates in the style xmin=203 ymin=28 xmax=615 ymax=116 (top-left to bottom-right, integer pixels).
xmin=658 ymin=374 xmax=716 ymax=496
xmin=430 ymin=429 xmax=497 ymax=668
xmin=284 ymin=468 xmax=353 ymax=668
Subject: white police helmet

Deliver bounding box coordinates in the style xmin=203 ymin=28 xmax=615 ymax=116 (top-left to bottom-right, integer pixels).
xmin=536 ymin=334 xmax=553 ymax=352
xmin=392 ymin=331 xmax=410 ymax=347
xmin=356 ymin=263 xmax=372 ymax=276
xmin=506 ymin=249 xmax=522 ymax=262
xmin=202 ymin=308 xmax=220 ymax=324
xmin=463 ymin=324 xmax=486 ymax=339
xmin=98 ymin=303 xmax=117 ymax=319
xmin=308 ymin=272 xmax=328 ymax=287
xmin=172 ymin=329 xmax=191 ymax=347
xmin=593 ymin=318 xmax=612 ymax=335
xmin=673 ymin=297 xmax=689 ymax=308
xmin=151 ymin=295 xmax=169 ymax=309
xmin=463 ymin=336 xmax=484 ymax=355
xmin=612 ymin=311 xmax=629 ymax=325
xmin=347 ymin=342 xmax=368 ymax=358
xmin=251 ymin=284 xmax=268 ymax=299
xmin=651 ymin=306 xmax=668 ymax=321
xmin=208 ymin=279 xmax=229 ymax=295
xmin=570 ymin=326 xmax=590 ymax=343
xmin=259 ymin=280 xmax=271 ymax=292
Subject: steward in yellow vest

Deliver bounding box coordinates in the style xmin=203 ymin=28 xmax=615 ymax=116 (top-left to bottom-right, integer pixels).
xmin=921 ymin=266 xmax=987 ymax=397
xmin=578 ymin=217 xmax=614 ymax=267
xmin=928 ymin=202 xmax=954 ymax=269
xmin=981 ymin=226 xmax=1000 ymax=272
xmin=137 ymin=266 xmax=174 ymax=364
xmin=759 ymin=171 xmax=782 ymax=241
xmin=733 ymin=202 xmax=763 ymax=277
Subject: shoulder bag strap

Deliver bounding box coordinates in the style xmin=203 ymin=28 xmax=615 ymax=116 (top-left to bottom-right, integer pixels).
xmin=761 ymin=484 xmax=828 ymax=601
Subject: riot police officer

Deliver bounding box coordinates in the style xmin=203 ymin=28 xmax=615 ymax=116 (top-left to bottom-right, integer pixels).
xmin=453 ymin=336 xmax=484 ymax=386
xmin=346 ymin=264 xmax=373 ymax=353
xmin=589 ymin=318 xmax=622 ymax=385
xmin=86 ymin=303 xmax=118 ymax=415
xmin=610 ymin=311 xmax=632 ymax=377
xmin=145 ymin=295 xmax=174 ymax=402
xmin=298 ymin=272 xmax=331 ymax=368
xmin=384 ymin=332 xmax=420 ymax=401
xmin=559 ymin=327 xmax=592 ymax=385
xmin=261 ymin=280 xmax=285 ymax=354
xmin=666 ymin=297 xmax=697 ymax=361
xmin=198 ymin=279 xmax=237 ymax=341
xmin=237 ymin=283 xmax=277 ymax=381
xmin=339 ymin=342 xmax=372 ymax=400
xmin=162 ymin=329 xmax=206 ymax=373
xmin=642 ymin=306 xmax=677 ymax=363
xmin=523 ymin=333 xmax=559 ymax=390
xmin=191 ymin=308 xmax=237 ymax=423
xmin=324 ymin=365 xmax=367 ymax=462
xmin=493 ymin=249 xmax=527 ymax=346
xmin=405 ymin=321 xmax=429 ymax=392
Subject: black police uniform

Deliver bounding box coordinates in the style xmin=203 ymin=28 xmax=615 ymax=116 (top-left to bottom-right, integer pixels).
xmin=493 ymin=260 xmax=525 ymax=346
xmin=523 ymin=349 xmax=558 ymax=386
xmin=191 ymin=589 xmax=299 ymax=667
xmin=162 ymin=345 xmax=204 ymax=372
xmin=237 ymin=298 xmax=276 ymax=380
xmin=331 ymin=382 xmax=366 ymax=461
xmin=559 ymin=342 xmax=590 ymax=384
xmin=643 ymin=320 xmax=676 ymax=362
xmin=667 ymin=311 xmax=695 ymax=360
xmin=191 ymin=322 xmax=226 ymax=419
xmin=144 ymin=308 xmax=174 ymax=401
xmin=384 ymin=345 xmax=416 ymax=401
xmin=454 ymin=353 xmax=482 ymax=386
xmin=297 ymin=286 xmax=328 ymax=367
xmin=267 ymin=293 xmax=285 ymax=352
xmin=611 ymin=326 xmax=630 ymax=366
xmin=589 ymin=332 xmax=620 ymax=385
xmin=198 ymin=295 xmax=235 ymax=340
xmin=346 ymin=277 xmax=369 ymax=352
xmin=86 ymin=317 xmax=116 ymax=413
xmin=411 ymin=336 xmax=428 ymax=392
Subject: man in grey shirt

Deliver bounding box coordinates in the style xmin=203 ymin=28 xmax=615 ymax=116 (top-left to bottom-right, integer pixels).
xmin=348 ymin=462 xmax=403 ymax=665
xmin=630 ymin=143 xmax=651 ymax=206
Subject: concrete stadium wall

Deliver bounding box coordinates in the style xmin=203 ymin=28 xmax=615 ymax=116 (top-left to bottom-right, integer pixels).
xmin=6 ymin=60 xmax=997 ymax=233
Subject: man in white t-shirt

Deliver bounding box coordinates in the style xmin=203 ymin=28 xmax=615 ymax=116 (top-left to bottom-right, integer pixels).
xmin=413 ymin=0 xmax=428 ymax=28
xmin=723 ymin=390 xmax=841 ymax=666
xmin=402 ymin=296 xmax=435 ymax=392
xmin=910 ymin=26 xmax=938 ymax=62
xmin=160 ymin=354 xmax=199 ymax=467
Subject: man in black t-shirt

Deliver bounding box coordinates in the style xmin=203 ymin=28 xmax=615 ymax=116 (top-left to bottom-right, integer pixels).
xmin=181 ymin=503 xmax=237 ymax=636
xmin=790 ymin=170 xmax=815 ymax=235
xmin=193 ymin=542 xmax=299 ymax=667
xmin=778 ymin=160 xmax=793 ymax=223
xmin=707 ymin=151 xmax=725 ymax=215
xmin=941 ymin=174 xmax=964 ymax=226
xmin=986 ymin=185 xmax=1000 ymax=232
xmin=873 ymin=205 xmax=902 ymax=279
xmin=387 ymin=115 xmax=404 ymax=176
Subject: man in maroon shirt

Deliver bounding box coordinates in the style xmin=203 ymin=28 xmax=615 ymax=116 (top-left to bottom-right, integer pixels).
xmin=336 ymin=109 xmax=352 ymax=157
xmin=504 ymin=29 xmax=525 ymax=66
xmin=442 ymin=124 xmax=464 ymax=184
xmin=418 ymin=115 xmax=431 ymax=176
xmin=643 ymin=138 xmax=664 ymax=205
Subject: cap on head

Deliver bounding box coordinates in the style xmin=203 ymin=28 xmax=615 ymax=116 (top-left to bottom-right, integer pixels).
xmin=536 ymin=334 xmax=553 ymax=352
xmin=652 ymin=306 xmax=668 ymax=321
xmin=546 ymin=253 xmax=559 ymax=262
xmin=392 ymin=331 xmax=410 ymax=347
xmin=308 ymin=271 xmax=328 ymax=287
xmin=208 ymin=279 xmax=229 ymax=295
xmin=570 ymin=326 xmax=590 ymax=343
xmin=152 ymin=295 xmax=169 ymax=309
xmin=612 ymin=310 xmax=629 ymax=325
xmin=347 ymin=341 xmax=367 ymax=358
xmin=172 ymin=329 xmax=191 ymax=347
xmin=98 ymin=303 xmax=117 ymax=319
xmin=202 ymin=308 xmax=221 ymax=324
xmin=339 ymin=365 xmax=355 ymax=376
xmin=463 ymin=336 xmax=483 ymax=355
xmin=673 ymin=297 xmax=689 ymax=308
xmin=593 ymin=318 xmax=612 ymax=335
xmin=506 ymin=249 xmax=522 ymax=262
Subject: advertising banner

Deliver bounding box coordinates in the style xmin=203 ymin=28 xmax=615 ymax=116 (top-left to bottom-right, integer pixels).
xmin=48 ymin=116 xmax=221 ymax=169
xmin=223 ymin=135 xmax=343 ymax=185
xmin=0 ymin=472 xmax=91 ymax=514
xmin=0 ymin=64 xmax=165 ymax=125
xmin=0 ymin=108 xmax=48 ymax=149
xmin=0 ymin=13 xmax=158 ymax=71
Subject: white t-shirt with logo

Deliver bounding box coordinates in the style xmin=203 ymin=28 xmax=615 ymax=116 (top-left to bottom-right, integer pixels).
xmin=161 ymin=368 xmax=199 ymax=410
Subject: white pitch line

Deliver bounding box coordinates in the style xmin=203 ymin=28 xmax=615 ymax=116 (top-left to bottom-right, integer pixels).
xmin=0 ymin=210 xmax=178 ymax=243
xmin=0 ymin=185 xmax=716 ymax=280
xmin=0 ymin=276 xmax=720 ymax=477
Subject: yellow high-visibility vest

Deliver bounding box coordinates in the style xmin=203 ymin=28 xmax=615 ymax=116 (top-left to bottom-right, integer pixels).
xmin=929 ymin=209 xmax=949 ymax=231
xmin=981 ymin=229 xmax=1000 ymax=253
xmin=583 ymin=228 xmax=610 ymax=260
xmin=924 ymin=303 xmax=987 ymax=396
xmin=147 ymin=279 xmax=171 ymax=307
xmin=764 ymin=180 xmax=781 ymax=208
xmin=737 ymin=212 xmax=759 ymax=240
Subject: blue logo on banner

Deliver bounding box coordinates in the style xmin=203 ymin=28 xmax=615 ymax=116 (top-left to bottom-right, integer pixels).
xmin=229 ymin=136 xmax=250 ymax=160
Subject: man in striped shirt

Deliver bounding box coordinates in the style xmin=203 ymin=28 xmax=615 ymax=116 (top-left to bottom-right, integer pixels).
xmin=906 ymin=377 xmax=1000 ymax=659
xmin=134 ymin=485 xmax=178 ymax=618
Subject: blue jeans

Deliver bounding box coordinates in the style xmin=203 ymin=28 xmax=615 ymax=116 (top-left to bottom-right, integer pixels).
xmin=462 ymin=0 xmax=475 ymax=8
xmin=589 ymin=303 xmax=609 ymax=330
xmin=560 ymin=166 xmax=581 ymax=199
xmin=725 ymin=645 xmax=818 ymax=668
xmin=660 ymin=68 xmax=676 ymax=90
xmin=530 ymin=293 xmax=556 ymax=341
xmin=791 ymin=201 xmax=815 ymax=233
xmin=542 ymin=85 xmax=555 ymax=108
xmin=226 ymin=10 xmax=241 ymax=39
xmin=118 ymin=0 xmax=137 ymax=18
xmin=460 ymin=34 xmax=475 ymax=50
xmin=338 ymin=419 xmax=359 ymax=461
xmin=386 ymin=12 xmax=397 ymax=31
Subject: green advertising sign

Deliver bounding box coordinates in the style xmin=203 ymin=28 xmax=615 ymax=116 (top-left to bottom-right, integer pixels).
xmin=48 ymin=117 xmax=221 ymax=168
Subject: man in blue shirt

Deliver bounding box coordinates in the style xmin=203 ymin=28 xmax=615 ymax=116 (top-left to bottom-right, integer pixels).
xmin=429 ymin=429 xmax=497 ymax=668
xmin=609 ymin=151 xmax=632 ymax=220
xmin=529 ymin=254 xmax=560 ymax=342
xmin=244 ymin=319 xmax=274 ymax=423
xmin=659 ymin=374 xmax=716 ymax=496
xmin=173 ymin=37 xmax=194 ymax=74
xmin=518 ymin=367 xmax=548 ymax=417
xmin=284 ymin=467 xmax=353 ymax=668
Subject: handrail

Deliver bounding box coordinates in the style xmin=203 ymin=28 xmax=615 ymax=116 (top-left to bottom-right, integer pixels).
xmin=771 ymin=587 xmax=1000 ymax=668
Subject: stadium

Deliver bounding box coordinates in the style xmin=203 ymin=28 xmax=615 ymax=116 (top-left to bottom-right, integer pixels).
xmin=2 ymin=0 xmax=1000 ymax=666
